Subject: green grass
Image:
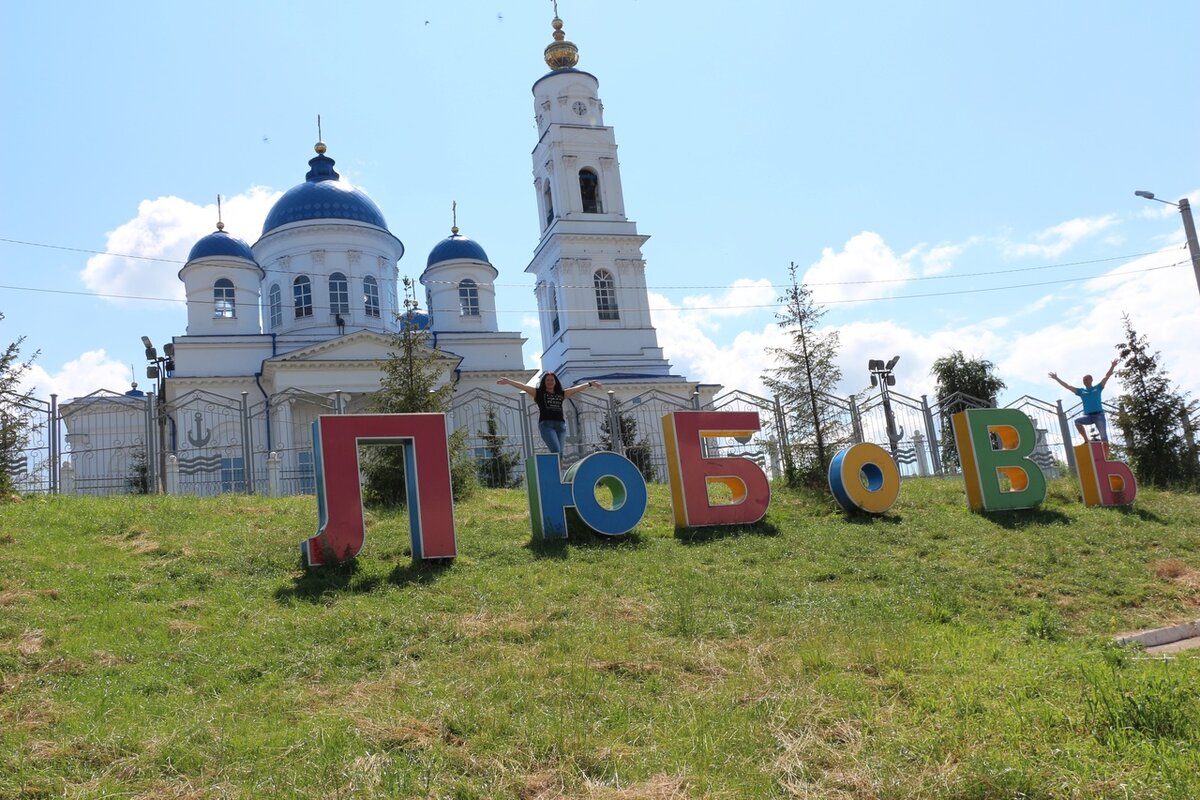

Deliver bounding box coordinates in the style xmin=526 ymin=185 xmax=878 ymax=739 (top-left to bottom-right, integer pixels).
xmin=1 ymin=477 xmax=1199 ymax=798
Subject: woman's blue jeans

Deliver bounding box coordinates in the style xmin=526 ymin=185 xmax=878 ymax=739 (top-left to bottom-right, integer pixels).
xmin=538 ymin=420 xmax=567 ymax=454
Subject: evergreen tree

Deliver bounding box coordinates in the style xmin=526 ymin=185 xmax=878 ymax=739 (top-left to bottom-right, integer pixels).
xmin=1113 ymin=315 xmax=1199 ymax=489
xmin=930 ymin=350 xmax=1006 ymax=469
xmin=600 ymin=412 xmax=656 ymax=482
xmin=361 ymin=278 xmax=477 ymax=506
xmin=476 ymin=405 xmax=521 ymax=488
xmin=762 ymin=262 xmax=844 ymax=485
xmin=0 ymin=312 xmax=38 ymax=499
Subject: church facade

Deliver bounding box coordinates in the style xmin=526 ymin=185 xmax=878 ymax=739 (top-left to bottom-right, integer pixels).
xmin=60 ymin=14 xmax=717 ymax=496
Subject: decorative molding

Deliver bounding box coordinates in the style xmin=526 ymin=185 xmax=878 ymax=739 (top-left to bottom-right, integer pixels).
xmin=347 ymin=250 xmax=361 ymax=266
xmin=311 ymin=250 xmax=326 ymax=266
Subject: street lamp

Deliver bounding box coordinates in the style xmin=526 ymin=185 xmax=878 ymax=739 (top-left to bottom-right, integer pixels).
xmin=1134 ymin=190 xmax=1200 ymax=298
xmin=868 ymin=356 xmax=904 ymax=459
xmin=141 ymin=336 xmax=175 ymax=492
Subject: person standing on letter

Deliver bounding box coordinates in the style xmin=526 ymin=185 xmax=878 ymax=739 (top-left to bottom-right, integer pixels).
xmin=1049 ymin=359 xmax=1119 ymax=444
xmin=497 ymin=372 xmax=602 ymax=454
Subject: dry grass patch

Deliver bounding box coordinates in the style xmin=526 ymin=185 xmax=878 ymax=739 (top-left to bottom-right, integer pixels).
xmin=0 ymin=588 xmax=31 ymax=607
xmin=588 ymin=659 xmax=662 ymax=679
xmin=455 ymin=610 xmax=545 ymax=641
xmin=166 ymin=620 xmax=203 ymax=636
xmin=18 ymin=629 xmax=44 ymax=656
xmin=357 ymin=715 xmax=462 ymax=752
xmin=585 ymin=773 xmax=690 ymax=799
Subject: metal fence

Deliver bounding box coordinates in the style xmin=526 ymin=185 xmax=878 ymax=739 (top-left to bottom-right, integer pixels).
xmin=22 ymin=379 xmax=1188 ymax=497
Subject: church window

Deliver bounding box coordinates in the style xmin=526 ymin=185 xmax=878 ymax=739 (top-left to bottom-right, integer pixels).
xmin=459 ymin=278 xmax=480 ymax=317
xmin=329 ymin=272 xmax=349 ymax=316
xmin=544 ymin=180 xmax=554 ymax=227
xmin=548 ymin=283 xmax=560 ymax=335
xmin=594 ymin=269 xmax=619 ymax=320
xmin=293 ymin=276 xmax=313 ymax=319
xmin=213 ymin=278 xmax=235 ymax=318
xmin=579 ymin=169 xmax=602 ymax=213
xmin=268 ymin=283 xmax=282 ymax=329
xmin=363 ymin=276 xmax=380 ymax=318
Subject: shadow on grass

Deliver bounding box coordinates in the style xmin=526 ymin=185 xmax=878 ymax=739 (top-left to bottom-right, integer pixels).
xmin=841 ymin=512 xmax=904 ymax=526
xmin=674 ymin=517 xmax=781 ymax=545
xmin=527 ymin=512 xmax=647 ymax=558
xmin=1112 ymin=505 xmax=1165 ymax=523
xmin=982 ymin=508 xmax=1074 ymax=529
xmin=275 ymin=555 xmax=449 ymax=602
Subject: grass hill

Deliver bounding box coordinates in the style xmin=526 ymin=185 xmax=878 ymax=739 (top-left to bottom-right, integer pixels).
xmin=1 ymin=478 xmax=1199 ymax=799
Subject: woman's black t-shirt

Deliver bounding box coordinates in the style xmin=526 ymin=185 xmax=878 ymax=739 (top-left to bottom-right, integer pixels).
xmin=534 ymin=387 xmax=565 ymax=422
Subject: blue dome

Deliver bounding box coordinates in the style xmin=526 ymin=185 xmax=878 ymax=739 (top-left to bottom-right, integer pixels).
xmin=261 ymin=151 xmax=389 ymax=235
xmin=187 ymin=229 xmax=257 ymax=263
xmin=426 ymin=233 xmax=490 ymax=267
xmin=401 ymin=310 xmax=433 ymax=331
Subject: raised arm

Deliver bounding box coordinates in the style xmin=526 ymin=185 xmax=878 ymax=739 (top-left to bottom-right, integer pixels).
xmin=563 ymin=380 xmax=602 ymax=399
xmin=1048 ymin=371 xmax=1076 ymax=393
xmin=1098 ymin=358 xmax=1119 ymax=388
xmin=496 ymin=377 xmax=535 ymax=398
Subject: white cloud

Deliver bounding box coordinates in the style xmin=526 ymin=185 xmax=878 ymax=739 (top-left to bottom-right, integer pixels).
xmin=1007 ymin=214 xmax=1118 ymax=259
xmin=679 ymin=278 xmax=777 ymax=320
xmin=80 ymin=188 xmax=280 ymax=306
xmin=803 ymin=231 xmax=914 ymax=304
xmin=21 ymin=350 xmax=132 ymax=404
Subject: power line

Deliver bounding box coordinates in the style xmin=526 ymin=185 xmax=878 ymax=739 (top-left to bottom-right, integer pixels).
xmin=0 ymin=261 xmax=1186 ymax=314
xmin=0 ymin=234 xmax=1174 ymax=290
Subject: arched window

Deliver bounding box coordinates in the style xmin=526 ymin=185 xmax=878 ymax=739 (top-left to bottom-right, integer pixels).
xmin=594 ymin=269 xmax=619 ymax=320
xmin=579 ymin=169 xmax=602 ymax=214
xmin=548 ymin=283 xmax=560 ymax=335
xmin=363 ymin=276 xmax=380 ymax=318
xmin=213 ymin=278 xmax=235 ymax=318
xmin=329 ymin=272 xmax=349 ymax=316
xmin=268 ymin=283 xmax=282 ymax=329
xmin=459 ymin=278 xmax=480 ymax=317
xmin=543 ymin=180 xmax=554 ymax=227
xmin=293 ymin=276 xmax=313 ymax=319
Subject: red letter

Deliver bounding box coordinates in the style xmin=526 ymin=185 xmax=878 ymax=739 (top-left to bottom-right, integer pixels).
xmin=662 ymin=411 xmax=770 ymax=528
xmin=303 ymin=414 xmax=456 ymax=566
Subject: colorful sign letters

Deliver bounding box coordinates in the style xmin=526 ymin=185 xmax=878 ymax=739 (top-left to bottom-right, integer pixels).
xmin=526 ymin=451 xmax=648 ymax=538
xmin=1074 ymin=441 xmax=1137 ymax=507
xmin=302 ymin=414 xmax=457 ymax=567
xmin=828 ymin=442 xmax=901 ymax=514
xmin=303 ymin=408 xmax=1140 ymax=566
xmin=661 ymin=411 xmax=770 ymax=528
xmin=951 ymin=408 xmax=1047 ymax=512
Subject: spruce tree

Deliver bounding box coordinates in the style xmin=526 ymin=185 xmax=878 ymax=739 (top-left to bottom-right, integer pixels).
xmin=1113 ymin=315 xmax=1199 ymax=489
xmin=476 ymin=405 xmax=521 ymax=488
xmin=600 ymin=411 xmax=656 ymax=482
xmin=361 ymin=278 xmax=476 ymax=505
xmin=0 ymin=312 xmax=38 ymax=498
xmin=762 ymin=262 xmax=844 ymax=485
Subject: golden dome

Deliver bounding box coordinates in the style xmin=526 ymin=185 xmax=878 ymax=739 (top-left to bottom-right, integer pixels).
xmin=315 ymin=141 xmax=328 ymax=155
xmin=543 ymin=16 xmax=579 ymax=70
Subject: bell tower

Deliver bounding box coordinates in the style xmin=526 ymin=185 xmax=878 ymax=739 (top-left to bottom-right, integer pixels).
xmin=526 ymin=13 xmax=674 ymax=385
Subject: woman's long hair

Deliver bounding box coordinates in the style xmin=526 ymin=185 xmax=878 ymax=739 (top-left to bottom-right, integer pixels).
xmin=537 ymin=371 xmax=564 ymax=396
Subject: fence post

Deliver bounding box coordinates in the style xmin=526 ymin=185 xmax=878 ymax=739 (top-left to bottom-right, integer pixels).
xmin=49 ymin=393 xmax=59 ymax=494
xmin=1056 ymin=400 xmax=1077 ymax=477
xmin=166 ymin=454 xmax=179 ymax=495
xmin=773 ymin=396 xmax=794 ymax=479
xmin=912 ymin=430 xmax=930 ymax=476
xmin=848 ymin=395 xmax=863 ymax=444
xmin=519 ymin=393 xmax=534 ymax=459
xmin=146 ymin=393 xmax=161 ymax=493
xmin=267 ymin=451 xmax=281 ymax=497
xmin=60 ymin=461 xmax=74 ymax=495
xmin=240 ymin=392 xmax=253 ymax=493
xmin=607 ymin=391 xmax=624 ymax=456
xmin=920 ymin=394 xmax=942 ymax=475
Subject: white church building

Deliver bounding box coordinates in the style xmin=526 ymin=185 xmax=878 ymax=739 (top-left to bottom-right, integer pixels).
xmin=60 ymin=14 xmax=719 ymax=496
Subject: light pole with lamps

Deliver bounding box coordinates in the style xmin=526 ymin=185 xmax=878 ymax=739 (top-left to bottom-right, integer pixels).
xmin=1134 ymin=190 xmax=1200 ymax=298
xmin=141 ymin=336 xmax=174 ymax=492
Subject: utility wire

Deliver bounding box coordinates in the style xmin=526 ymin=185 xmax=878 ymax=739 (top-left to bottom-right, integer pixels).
xmin=0 ymin=261 xmax=1186 ymax=314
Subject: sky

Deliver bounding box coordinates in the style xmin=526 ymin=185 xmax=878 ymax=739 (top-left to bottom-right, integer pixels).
xmin=3 ymin=1 xmax=1199 ymax=413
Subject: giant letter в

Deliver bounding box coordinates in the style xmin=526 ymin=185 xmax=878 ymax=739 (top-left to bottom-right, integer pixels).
xmin=302 ymin=414 xmax=456 ymax=567
xmin=1074 ymin=441 xmax=1137 ymax=507
xmin=662 ymin=411 xmax=770 ymax=528
xmin=951 ymin=408 xmax=1047 ymax=512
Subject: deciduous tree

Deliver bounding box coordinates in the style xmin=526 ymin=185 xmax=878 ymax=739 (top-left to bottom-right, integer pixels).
xmin=931 ymin=351 xmax=1006 ymax=469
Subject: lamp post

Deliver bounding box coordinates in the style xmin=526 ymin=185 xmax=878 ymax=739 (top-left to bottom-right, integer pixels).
xmin=1134 ymin=190 xmax=1200 ymax=299
xmin=869 ymin=356 xmax=904 ymax=459
xmin=141 ymin=336 xmax=174 ymax=492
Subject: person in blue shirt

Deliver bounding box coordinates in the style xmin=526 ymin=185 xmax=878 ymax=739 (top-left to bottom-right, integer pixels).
xmin=1049 ymin=359 xmax=1119 ymax=444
